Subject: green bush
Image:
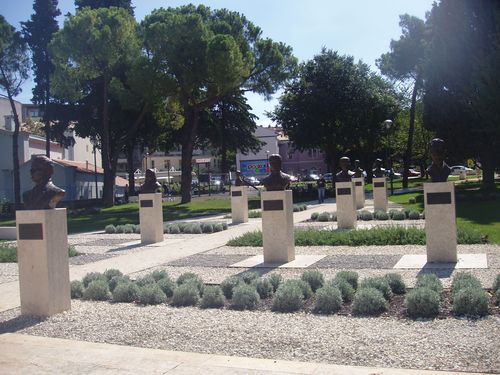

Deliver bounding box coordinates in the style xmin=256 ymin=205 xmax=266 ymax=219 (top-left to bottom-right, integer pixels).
xmin=384 ymin=273 xmax=406 ymax=295
xmin=317 ymin=212 xmax=330 ymax=222
xmin=248 ymin=210 xmax=262 ymax=218
xmin=104 ymin=269 xmax=123 ymax=281
xmin=112 ymin=281 xmax=139 ymax=303
xmin=415 ymin=274 xmax=443 ymax=295
xmin=150 ymin=270 xmax=168 ymax=282
xmin=231 ymin=284 xmax=260 ymax=310
xmin=157 ymin=277 xmax=176 ymax=297
xmin=70 ymin=280 xmax=84 ymax=299
xmin=133 ymin=225 xmax=141 ymax=234
xmin=330 ymin=278 xmax=355 ymax=302
xmin=391 ymin=211 xmax=406 ymax=221
xmin=493 ymin=274 xmax=500 ymax=293
xmin=82 ymin=272 xmax=107 ymax=288
xmin=408 ymin=197 xmax=417 ymax=204
xmin=108 ymin=275 xmax=130 ymax=292
xmin=104 ymin=224 xmax=116 ymax=234
xmin=335 ymin=271 xmax=358 ymax=290
xmin=169 ymin=224 xmax=180 ymax=234
xmin=213 ymin=223 xmax=224 ymax=232
xmin=241 ymin=271 xmax=260 ymax=284
xmin=402 ymin=208 xmax=412 ymax=218
xmin=374 ymin=210 xmax=389 ymax=221
xmin=359 ymin=277 xmax=392 ymax=300
xmin=137 ymin=283 xmax=167 ymax=305
xmin=272 ymin=283 xmax=304 ymax=312
xmin=330 ymin=212 xmax=337 ymax=222
xmin=201 ymin=223 xmax=214 ymax=233
xmin=406 ymin=288 xmax=440 ymax=318
xmin=176 ymin=272 xmax=204 ymax=295
xmin=451 ymin=272 xmax=482 ymax=298
xmin=221 ymin=276 xmax=242 ymax=299
xmin=135 ymin=274 xmax=157 ymax=287
xmin=285 ymin=279 xmax=313 ymax=299
xmin=495 ymin=289 xmax=500 ymax=306
xmin=301 ymin=270 xmax=324 ymax=292
xmin=311 ymin=212 xmax=319 ymax=221
xmin=252 ymin=278 xmax=274 ymax=299
xmin=408 ymin=210 xmax=421 ymax=220
xmin=388 ymin=209 xmax=399 ymax=219
xmin=453 ymin=287 xmax=489 ymax=317
xmin=172 ymin=283 xmax=200 ymax=306
xmin=352 ymin=287 xmax=388 ymax=316
xmin=190 ymin=224 xmax=203 ymax=234
xmin=200 ymin=286 xmax=225 ymax=308
xmin=314 ymin=286 xmax=342 ymax=314
xmin=82 ymin=280 xmax=111 ymax=301
xmin=268 ymin=273 xmax=283 ymax=292
xmin=359 ymin=210 xmax=373 ymax=221
xmin=221 ymin=222 xmax=228 ymax=230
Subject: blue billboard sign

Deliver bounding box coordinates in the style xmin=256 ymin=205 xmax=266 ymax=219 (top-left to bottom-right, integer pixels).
xmin=240 ymin=159 xmax=269 ymax=177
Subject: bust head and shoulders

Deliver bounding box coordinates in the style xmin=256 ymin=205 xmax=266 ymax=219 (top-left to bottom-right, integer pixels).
xmin=372 ymin=158 xmax=386 ymax=178
xmin=426 ymin=138 xmax=451 ymax=183
xmin=260 ymin=154 xmax=291 ymax=191
xmin=335 ymin=156 xmax=354 ymax=182
xmin=140 ymin=169 xmax=162 ymax=193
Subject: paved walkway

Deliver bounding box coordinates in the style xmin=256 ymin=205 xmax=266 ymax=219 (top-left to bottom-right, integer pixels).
xmin=0 ymin=333 xmax=486 ymax=375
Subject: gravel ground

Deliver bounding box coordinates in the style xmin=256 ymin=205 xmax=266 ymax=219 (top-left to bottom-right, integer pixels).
xmin=1 ymin=301 xmax=498 ymax=373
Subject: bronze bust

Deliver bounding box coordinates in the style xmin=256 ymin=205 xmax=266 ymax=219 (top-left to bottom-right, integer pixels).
xmin=140 ymin=169 xmax=162 ymax=193
xmin=23 ymin=155 xmax=65 ymax=210
xmin=352 ymin=159 xmax=364 ymax=178
xmin=335 ymin=156 xmax=354 ymax=182
xmin=426 ymin=138 xmax=451 ymax=182
xmin=260 ymin=154 xmax=291 ymax=191
xmin=372 ymin=158 xmax=386 ymax=178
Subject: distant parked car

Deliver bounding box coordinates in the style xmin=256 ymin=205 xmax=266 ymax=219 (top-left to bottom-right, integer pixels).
xmin=289 ymin=175 xmax=298 ymax=182
xmin=450 ymin=165 xmax=474 ymax=175
xmin=385 ymin=169 xmax=402 ymax=178
xmin=246 ymin=176 xmax=260 ymax=185
xmin=403 ymin=168 xmax=420 ymax=177
xmin=323 ymin=173 xmax=333 ymax=182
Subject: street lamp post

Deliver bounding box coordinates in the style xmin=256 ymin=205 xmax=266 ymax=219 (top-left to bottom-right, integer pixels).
xmin=266 ymin=150 xmax=270 ymax=173
xmin=383 ymin=119 xmax=394 ymax=195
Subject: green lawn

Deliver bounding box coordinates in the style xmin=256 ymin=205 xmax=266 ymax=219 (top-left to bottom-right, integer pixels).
xmin=389 ymin=182 xmax=500 ymax=244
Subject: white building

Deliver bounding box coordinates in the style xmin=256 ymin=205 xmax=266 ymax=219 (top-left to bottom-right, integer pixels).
xmin=235 ymin=126 xmax=279 ymax=178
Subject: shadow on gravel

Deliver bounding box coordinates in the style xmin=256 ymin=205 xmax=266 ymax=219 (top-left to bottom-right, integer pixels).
xmin=0 ymin=314 xmax=45 ymax=334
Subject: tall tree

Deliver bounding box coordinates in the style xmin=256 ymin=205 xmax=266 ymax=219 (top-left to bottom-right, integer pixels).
xmin=0 ymin=16 xmax=31 ymax=205
xmin=377 ymin=14 xmax=426 ymax=189
xmin=22 ymin=0 xmax=61 ymax=157
xmin=423 ymin=0 xmax=500 ymax=189
xmin=272 ymin=49 xmax=398 ymax=174
xmin=142 ymin=5 xmax=297 ymax=203
xmin=75 ymin=0 xmax=134 ymax=15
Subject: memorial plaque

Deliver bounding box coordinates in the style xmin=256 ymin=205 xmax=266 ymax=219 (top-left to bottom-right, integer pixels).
xmin=374 ymin=182 xmax=385 ymax=188
xmin=231 ymin=191 xmax=242 ymax=197
xmin=140 ymin=200 xmax=153 ymax=208
xmin=355 ymin=181 xmax=362 ymax=186
xmin=427 ymin=192 xmax=452 ymax=205
xmin=18 ymin=223 xmax=43 ymax=240
xmin=337 ymin=188 xmax=351 ymax=195
xmin=263 ymin=200 xmax=284 ymax=211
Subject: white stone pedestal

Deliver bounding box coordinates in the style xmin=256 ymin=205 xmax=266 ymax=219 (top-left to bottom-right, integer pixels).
xmin=335 ymin=181 xmax=356 ymax=229
xmin=373 ymin=177 xmax=388 ymax=212
xmin=231 ymin=186 xmax=248 ymax=224
xmin=16 ymin=209 xmax=71 ymax=316
xmin=352 ymin=177 xmax=365 ymax=209
xmin=424 ymin=182 xmax=457 ymax=263
xmin=139 ymin=193 xmax=163 ymax=244
xmin=261 ymin=190 xmax=295 ymax=263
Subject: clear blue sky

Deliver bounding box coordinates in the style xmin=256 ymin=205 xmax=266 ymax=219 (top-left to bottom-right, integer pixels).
xmin=1 ymin=0 xmax=434 ymax=125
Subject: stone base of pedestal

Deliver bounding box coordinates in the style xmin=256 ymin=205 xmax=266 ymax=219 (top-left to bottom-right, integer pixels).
xmin=352 ymin=177 xmax=365 ymax=209
xmin=139 ymin=193 xmax=164 ymax=244
xmin=16 ymin=209 xmax=71 ymax=316
xmin=261 ymin=190 xmax=295 ymax=263
xmin=373 ymin=177 xmax=388 ymax=212
xmin=336 ymin=181 xmax=356 ymax=229
xmin=424 ymin=182 xmax=457 ymax=263
xmin=231 ymin=186 xmax=248 ymax=224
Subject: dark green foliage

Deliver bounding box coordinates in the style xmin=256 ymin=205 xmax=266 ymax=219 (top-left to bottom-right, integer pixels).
xmin=82 ymin=272 xmax=107 ymax=288
xmin=150 ymin=270 xmax=168 ymax=282
xmin=248 ymin=210 xmax=262 ymax=218
xmin=314 ymin=286 xmax=342 ymax=314
xmin=108 ymin=275 xmax=130 ymax=292
xmin=317 ymin=212 xmax=330 ymax=222
xmin=70 ymin=280 xmax=84 ymax=299
xmin=272 ymin=283 xmax=304 ymax=312
xmin=137 ymin=283 xmax=167 ymax=305
xmin=200 ymin=286 xmax=225 ymax=308
xmin=68 ymin=245 xmax=79 ymax=258
xmin=231 ymin=284 xmax=260 ymax=310
xmin=495 ymin=289 xmax=500 ymax=306
xmin=0 ymin=245 xmax=17 ymax=263
xmin=213 ymin=223 xmax=224 ymax=232
xmin=415 ymin=274 xmax=443 ymax=295
xmin=335 ymin=271 xmax=358 ymax=290
xmin=241 ymin=271 xmax=260 ymax=284
xmin=352 ymin=287 xmax=388 ymax=316
xmin=285 ymin=279 xmax=313 ymax=299
xmin=493 ymin=274 xmax=500 ymax=293
xmin=330 ymin=212 xmax=337 ymax=222
xmin=268 ymin=273 xmax=283 ymax=292
xmin=311 ymin=212 xmax=319 ymax=221
xmin=384 ymin=273 xmax=406 ymax=295
xmin=105 ymin=224 xmax=116 ymax=233
xmin=82 ymin=280 xmax=111 ymax=301
xmin=391 ymin=211 xmax=406 ymax=221
xmin=359 ymin=210 xmax=373 ymax=221
xmin=402 ymin=208 xmax=412 ymax=219
xmin=408 ymin=210 xmax=421 ymax=220
xmin=409 ymin=197 xmax=417 ymax=204
xmin=201 ymin=223 xmax=214 ymax=233
xmin=112 ymin=281 xmax=139 ymax=303
xmin=451 ymin=272 xmax=482 ymax=298
xmin=301 ymin=270 xmax=324 ymax=292
xmin=452 ymin=287 xmax=489 ymax=317
xmin=157 ymin=277 xmax=176 ymax=297
xmin=220 ymin=276 xmax=242 ymax=299
xmin=329 ymin=278 xmax=355 ymax=302
xmin=359 ymin=277 xmax=392 ymax=300
xmin=252 ymin=278 xmax=274 ymax=299
xmin=104 ymin=269 xmax=123 ymax=281
xmin=406 ymin=288 xmax=440 ymax=318
xmin=172 ymin=283 xmax=200 ymax=306
xmin=374 ymin=210 xmax=389 ymax=221
xmin=168 ymin=224 xmax=180 ymax=234
xmin=135 ymin=275 xmax=156 ymax=287
xmin=388 ymin=209 xmax=399 ymax=219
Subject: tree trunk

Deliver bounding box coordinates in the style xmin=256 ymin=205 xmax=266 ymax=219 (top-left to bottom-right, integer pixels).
xmin=126 ymin=143 xmax=135 ymax=195
xmin=481 ymin=149 xmax=495 ymax=191
xmin=8 ymin=94 xmax=22 ymax=206
xmin=402 ymin=76 xmax=420 ymax=189
xmin=101 ymin=77 xmax=114 ymax=207
xmin=180 ymin=106 xmax=199 ymax=203
xmin=44 ymin=85 xmax=50 ymax=157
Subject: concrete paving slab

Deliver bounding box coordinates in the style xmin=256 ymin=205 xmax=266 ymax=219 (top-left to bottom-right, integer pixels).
xmin=230 ymin=255 xmax=327 ymax=268
xmin=393 ymin=253 xmax=488 ymax=269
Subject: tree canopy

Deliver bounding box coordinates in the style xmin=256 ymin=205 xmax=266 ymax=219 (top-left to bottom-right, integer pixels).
xmin=75 ymin=0 xmax=134 ymax=15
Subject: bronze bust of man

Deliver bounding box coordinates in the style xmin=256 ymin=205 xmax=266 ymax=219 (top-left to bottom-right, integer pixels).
xmin=426 ymin=138 xmax=451 ymax=182
xmin=23 ymin=155 xmax=65 ymax=210
xmin=372 ymin=158 xmax=386 ymax=178
xmin=140 ymin=169 xmax=162 ymax=193
xmin=352 ymin=159 xmax=364 ymax=178
xmin=335 ymin=156 xmax=354 ymax=182
xmin=260 ymin=154 xmax=291 ymax=191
